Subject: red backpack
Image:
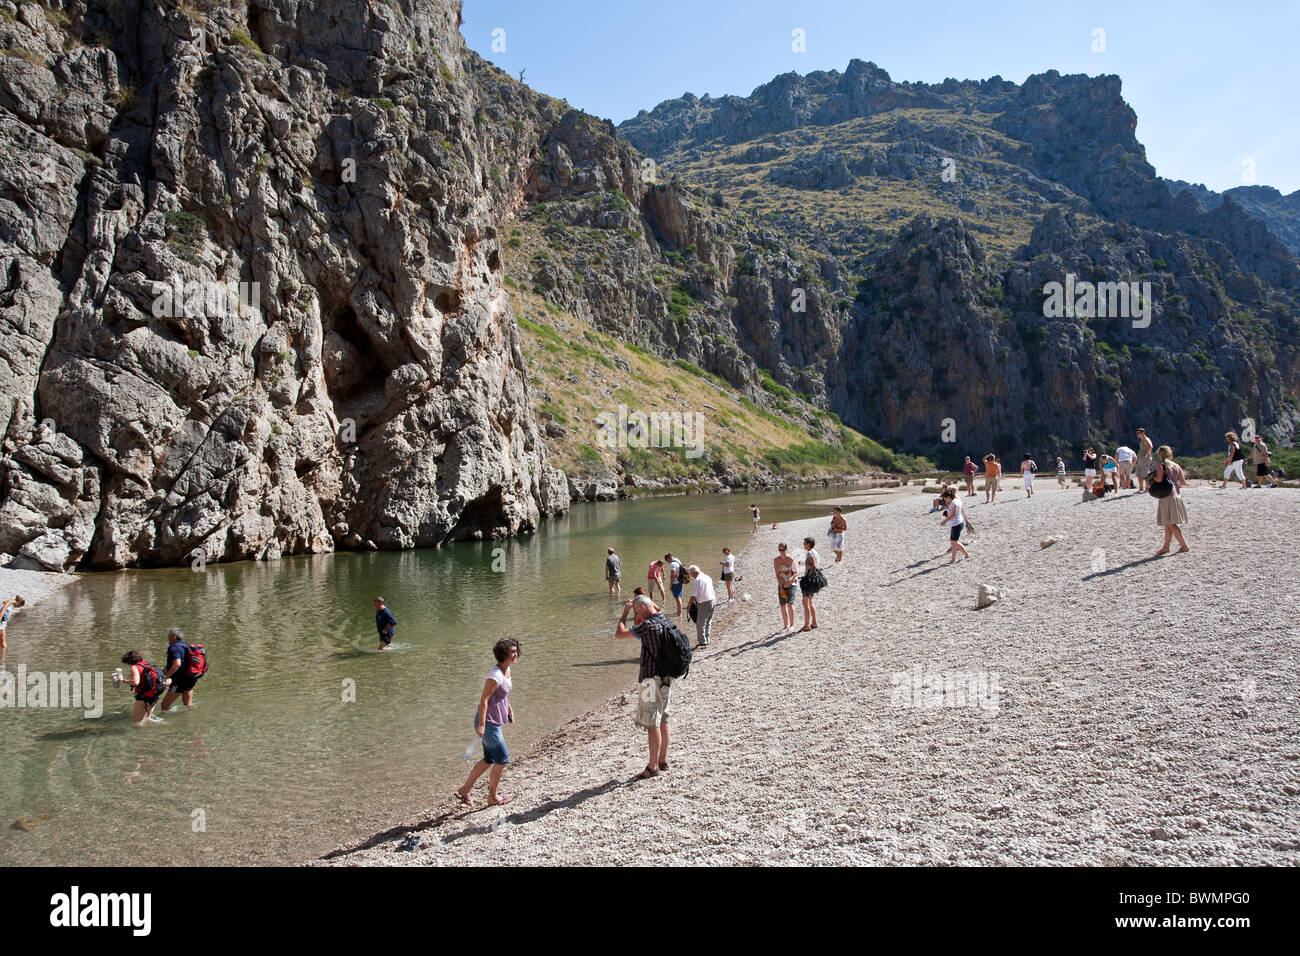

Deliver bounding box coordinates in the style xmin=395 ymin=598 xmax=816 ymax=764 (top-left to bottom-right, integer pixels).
xmin=135 ymin=660 xmax=162 ymax=697
xmin=185 ymin=643 xmax=208 ymax=677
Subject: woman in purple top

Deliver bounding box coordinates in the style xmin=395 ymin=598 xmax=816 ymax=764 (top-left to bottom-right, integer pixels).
xmin=456 ymin=638 xmax=520 ymax=807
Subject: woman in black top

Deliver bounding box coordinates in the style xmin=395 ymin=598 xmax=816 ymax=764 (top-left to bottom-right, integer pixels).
xmin=1082 ymin=448 xmax=1099 ymax=481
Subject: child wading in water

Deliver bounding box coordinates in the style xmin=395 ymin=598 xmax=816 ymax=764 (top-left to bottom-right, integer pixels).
xmin=456 ymin=638 xmax=520 ymax=807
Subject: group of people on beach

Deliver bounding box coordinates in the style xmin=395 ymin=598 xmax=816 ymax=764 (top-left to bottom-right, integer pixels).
xmin=115 ymin=627 xmax=208 ymax=725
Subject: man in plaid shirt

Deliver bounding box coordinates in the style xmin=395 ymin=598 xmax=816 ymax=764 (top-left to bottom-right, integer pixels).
xmin=615 ymin=595 xmax=676 ymax=780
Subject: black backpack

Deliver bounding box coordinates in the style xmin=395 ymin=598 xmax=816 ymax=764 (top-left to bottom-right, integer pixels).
xmin=659 ymin=620 xmax=692 ymax=680
xmin=676 ymin=563 xmax=689 ymax=586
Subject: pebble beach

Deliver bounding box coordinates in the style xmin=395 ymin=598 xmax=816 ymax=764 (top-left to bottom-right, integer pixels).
xmin=322 ymin=483 xmax=1300 ymax=865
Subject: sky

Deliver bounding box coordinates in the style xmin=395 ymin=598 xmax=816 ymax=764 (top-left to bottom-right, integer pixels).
xmin=462 ymin=0 xmax=1300 ymax=195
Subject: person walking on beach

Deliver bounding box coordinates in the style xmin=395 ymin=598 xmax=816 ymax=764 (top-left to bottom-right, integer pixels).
xmin=456 ymin=638 xmax=520 ymax=807
xmin=1019 ymin=455 xmax=1037 ymax=497
xmin=940 ymin=489 xmax=969 ymax=563
xmin=160 ymin=627 xmax=206 ymax=713
xmin=1152 ymin=446 xmax=1190 ymax=555
xmin=605 ymin=548 xmax=622 ymax=597
xmin=828 ymin=506 xmax=847 ymax=562
xmin=983 ymin=454 xmax=1001 ymax=504
xmin=1055 ymin=457 xmax=1067 ymax=488
xmin=374 ymin=597 xmax=396 ymax=650
xmin=646 ymin=557 xmax=666 ymax=602
xmin=1251 ymin=434 xmax=1271 ymax=487
xmin=962 ymin=456 xmax=977 ymax=496
xmin=1136 ymin=428 xmax=1154 ymax=492
xmin=116 ymin=650 xmax=166 ymax=725
xmin=1115 ymin=444 xmax=1137 ymax=490
xmin=774 ymin=543 xmax=798 ymax=631
xmin=750 ymin=504 xmax=760 ymax=535
xmin=665 ymin=553 xmax=686 ymax=617
xmin=686 ymin=565 xmax=716 ymax=648
xmin=720 ymin=547 xmax=736 ymax=602
xmin=798 ymin=536 xmax=823 ymax=632
xmin=615 ymin=595 xmax=677 ymax=779
xmin=0 ymin=594 xmax=24 ymax=667
xmin=1222 ymin=432 xmax=1247 ymax=489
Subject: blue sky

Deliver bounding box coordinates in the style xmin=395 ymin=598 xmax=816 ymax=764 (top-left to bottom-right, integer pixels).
xmin=463 ymin=0 xmax=1300 ymax=195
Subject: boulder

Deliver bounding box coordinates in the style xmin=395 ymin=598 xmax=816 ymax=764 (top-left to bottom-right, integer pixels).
xmin=976 ymin=584 xmax=1002 ymax=609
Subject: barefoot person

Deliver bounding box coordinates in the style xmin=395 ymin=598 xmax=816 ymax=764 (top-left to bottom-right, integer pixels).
xmin=665 ymin=553 xmax=685 ymax=617
xmin=750 ymin=504 xmax=760 ymax=535
xmin=374 ymin=597 xmax=396 ymax=651
xmin=1020 ymin=455 xmax=1037 ymax=497
xmin=0 ymin=594 xmax=24 ymax=667
xmin=615 ymin=595 xmax=677 ymax=779
xmin=720 ymin=547 xmax=736 ymax=602
xmin=774 ymin=543 xmax=798 ymax=631
xmin=798 ymin=536 xmax=823 ymax=632
xmin=456 ymin=638 xmax=520 ymax=807
xmin=116 ymin=650 xmax=166 ymax=726
xmin=828 ymin=506 xmax=847 ymax=562
xmin=941 ymin=489 xmax=969 ymax=563
xmin=160 ymin=627 xmax=207 ymax=713
xmin=605 ymin=548 xmax=622 ymax=597
xmin=1152 ymin=446 xmax=1190 ymax=555
xmin=646 ymin=557 xmax=666 ymax=602
xmin=1135 ymin=428 xmax=1154 ymax=492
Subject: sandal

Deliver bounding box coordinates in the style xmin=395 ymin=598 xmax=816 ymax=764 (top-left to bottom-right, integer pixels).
xmin=658 ymin=761 xmax=669 ymax=771
xmin=799 ymin=626 xmax=812 ymax=632
xmin=454 ymin=791 xmax=471 ymax=806
xmin=636 ymin=767 xmax=658 ymax=780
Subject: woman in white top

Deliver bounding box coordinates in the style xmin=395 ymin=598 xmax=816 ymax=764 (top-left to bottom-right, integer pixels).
xmin=941 ymin=490 xmax=969 ymax=563
xmin=720 ymin=547 xmax=736 ymax=602
xmin=1020 ymin=456 xmax=1037 ymax=497
xmin=798 ymin=536 xmax=821 ymax=631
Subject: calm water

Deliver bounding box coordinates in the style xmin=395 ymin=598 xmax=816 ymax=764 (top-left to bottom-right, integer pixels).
xmin=0 ymin=486 xmax=863 ymax=865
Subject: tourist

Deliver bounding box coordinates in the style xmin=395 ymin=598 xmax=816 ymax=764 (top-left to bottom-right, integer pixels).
xmin=1020 ymin=454 xmax=1037 ymax=497
xmin=0 ymin=594 xmax=24 ymax=666
xmin=798 ymin=536 xmax=824 ymax=632
xmin=646 ymin=557 xmax=666 ymax=602
xmin=829 ymin=506 xmax=847 ymax=562
xmin=1115 ymin=444 xmax=1137 ymax=490
xmin=983 ymin=454 xmax=1001 ymax=504
xmin=1055 ymin=457 xmax=1067 ymax=488
xmin=614 ymin=595 xmax=676 ymax=779
xmin=774 ymin=543 xmax=798 ymax=631
xmin=1135 ymin=428 xmax=1154 ymax=492
xmin=374 ymin=596 xmax=397 ymax=651
xmin=1082 ymin=447 xmax=1099 ymax=486
xmin=116 ymin=650 xmax=166 ymax=725
xmin=1250 ymin=434 xmax=1271 ymax=487
xmin=1222 ymin=432 xmax=1247 ymax=489
xmin=720 ymin=547 xmax=735 ymax=602
xmin=665 ymin=552 xmax=684 ymax=617
xmin=160 ymin=627 xmax=206 ymax=713
xmin=455 ymin=638 xmax=520 ymax=807
xmin=1100 ymin=454 xmax=1119 ymax=492
xmin=687 ymin=565 xmax=716 ymax=648
xmin=962 ymin=456 xmax=977 ymax=496
xmin=940 ymin=489 xmax=969 ymax=563
xmin=605 ymin=547 xmax=621 ymax=597
xmin=750 ymin=504 xmax=760 ymax=535
xmin=1152 ymin=446 xmax=1190 ymax=555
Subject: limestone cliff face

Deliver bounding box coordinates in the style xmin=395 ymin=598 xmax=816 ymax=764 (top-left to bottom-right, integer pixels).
xmin=0 ymin=0 xmax=567 ymax=570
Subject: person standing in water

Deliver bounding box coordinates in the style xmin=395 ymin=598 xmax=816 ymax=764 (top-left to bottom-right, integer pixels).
xmin=160 ymin=626 xmax=207 ymax=713
xmin=750 ymin=504 xmax=760 ymax=535
xmin=828 ymin=507 xmax=847 ymax=563
xmin=374 ymin=597 xmax=396 ymax=650
xmin=116 ymin=650 xmax=166 ymax=725
xmin=646 ymin=557 xmax=666 ymax=602
xmin=774 ymin=543 xmax=798 ymax=631
xmin=456 ymin=638 xmax=520 ymax=807
xmin=605 ymin=548 xmax=622 ymax=597
xmin=0 ymin=594 xmax=24 ymax=668
xmin=940 ymin=489 xmax=970 ymax=563
xmin=719 ymin=547 xmax=736 ymax=602
xmin=665 ymin=553 xmax=684 ymax=618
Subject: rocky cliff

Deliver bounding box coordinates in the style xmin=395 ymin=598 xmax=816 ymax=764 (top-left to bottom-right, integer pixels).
xmin=0 ymin=0 xmax=567 ymax=570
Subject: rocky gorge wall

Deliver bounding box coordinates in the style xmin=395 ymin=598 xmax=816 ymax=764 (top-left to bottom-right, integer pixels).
xmin=0 ymin=0 xmax=568 ymax=571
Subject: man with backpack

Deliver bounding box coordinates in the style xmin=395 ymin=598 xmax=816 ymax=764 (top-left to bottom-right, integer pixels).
xmin=160 ymin=626 xmax=208 ymax=713
xmin=615 ymin=595 xmax=690 ymax=780
xmin=665 ymin=553 xmax=686 ymax=618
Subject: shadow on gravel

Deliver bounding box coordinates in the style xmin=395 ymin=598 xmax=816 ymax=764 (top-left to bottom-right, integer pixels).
xmin=718 ymin=630 xmax=799 ymax=658
xmin=318 ymin=808 xmax=462 ymax=859
xmin=439 ymin=778 xmax=623 ymax=844
xmin=1081 ymin=554 xmax=1164 ymax=580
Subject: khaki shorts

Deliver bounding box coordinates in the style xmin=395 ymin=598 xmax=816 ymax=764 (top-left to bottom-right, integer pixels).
xmin=1118 ymin=461 xmax=1133 ymax=476
xmin=985 ymin=475 xmax=1000 ymax=491
xmin=635 ymin=675 xmax=674 ymax=729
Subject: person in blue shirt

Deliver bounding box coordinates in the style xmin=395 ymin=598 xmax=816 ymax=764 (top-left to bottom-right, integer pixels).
xmin=374 ymin=597 xmax=397 ymax=650
xmin=160 ymin=626 xmax=205 ymax=713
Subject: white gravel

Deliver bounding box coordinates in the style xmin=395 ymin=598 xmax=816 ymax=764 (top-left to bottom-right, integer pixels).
xmin=321 ymin=484 xmax=1300 ymax=866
